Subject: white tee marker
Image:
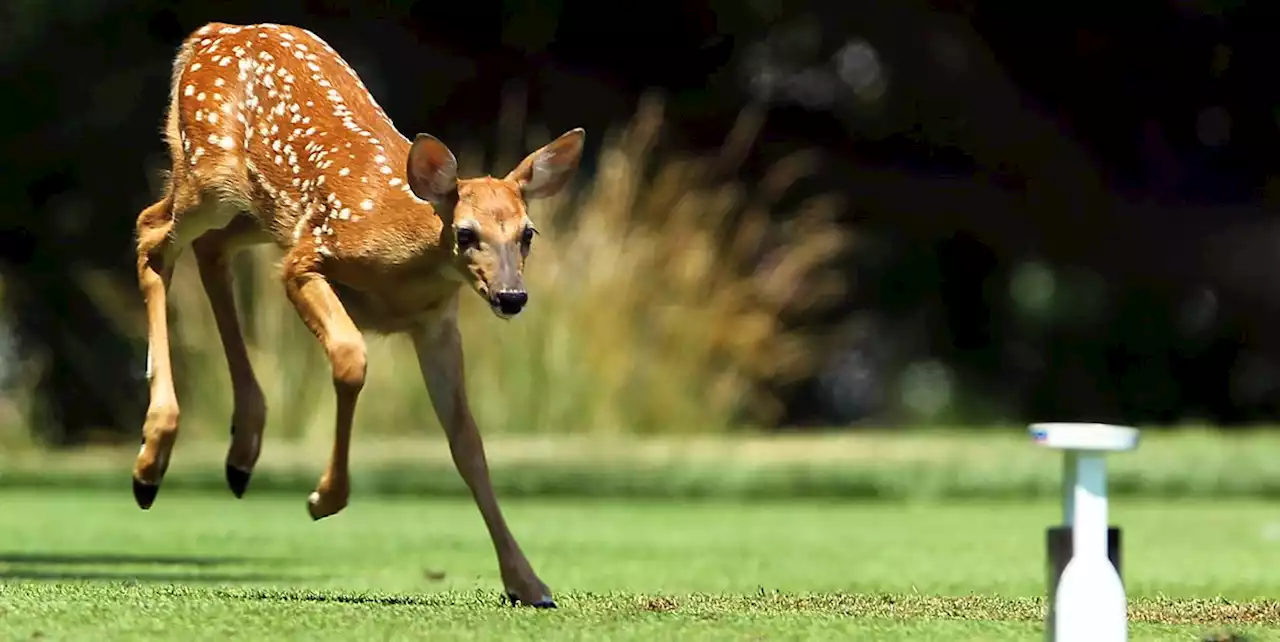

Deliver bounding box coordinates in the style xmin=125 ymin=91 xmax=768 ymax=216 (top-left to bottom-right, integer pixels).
xmin=1029 ymin=422 xmax=1139 ymax=642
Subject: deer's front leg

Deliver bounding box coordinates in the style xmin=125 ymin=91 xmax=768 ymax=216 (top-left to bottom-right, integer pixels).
xmin=282 ymin=262 xmax=365 ymax=520
xmin=411 ymin=314 xmax=555 ymax=608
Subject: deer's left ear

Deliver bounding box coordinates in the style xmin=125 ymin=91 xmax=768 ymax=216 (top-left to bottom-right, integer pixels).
xmin=407 ymin=133 xmax=459 ymax=204
xmin=504 ymin=128 xmax=586 ymax=200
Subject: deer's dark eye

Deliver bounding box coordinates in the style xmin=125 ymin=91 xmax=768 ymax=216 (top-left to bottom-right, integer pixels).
xmin=520 ymin=227 xmax=536 ymax=248
xmin=456 ymin=227 xmax=478 ymax=249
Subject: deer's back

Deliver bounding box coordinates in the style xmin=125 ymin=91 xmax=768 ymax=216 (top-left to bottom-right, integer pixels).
xmin=164 ymin=22 xmax=417 ymax=253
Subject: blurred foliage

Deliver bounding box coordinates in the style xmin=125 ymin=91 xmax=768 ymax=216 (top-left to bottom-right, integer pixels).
xmin=34 ymin=96 xmax=851 ymax=444
xmin=5 ymin=0 xmax=1280 ymax=446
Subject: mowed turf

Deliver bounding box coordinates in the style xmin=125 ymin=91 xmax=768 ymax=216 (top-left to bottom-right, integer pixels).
xmin=0 ymin=490 xmax=1278 ymax=640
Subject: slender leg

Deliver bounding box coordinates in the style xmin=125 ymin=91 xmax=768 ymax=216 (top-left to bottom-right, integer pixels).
xmin=132 ymin=197 xmax=181 ymax=508
xmin=192 ymin=215 xmax=271 ymax=498
xmin=281 ymin=256 xmax=365 ymax=520
xmin=410 ymin=305 xmax=555 ymax=608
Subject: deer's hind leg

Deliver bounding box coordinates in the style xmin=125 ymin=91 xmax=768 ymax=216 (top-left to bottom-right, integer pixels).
xmin=192 ymin=214 xmax=272 ymax=498
xmin=132 ymin=178 xmax=250 ymax=508
xmin=132 ymin=192 xmax=182 ymax=509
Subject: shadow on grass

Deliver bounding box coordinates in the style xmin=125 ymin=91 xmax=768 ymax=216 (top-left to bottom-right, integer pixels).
xmin=0 ymin=552 xmax=267 ymax=566
xmin=231 ymin=590 xmax=441 ymax=606
xmin=225 ymin=588 xmax=517 ymax=608
xmin=0 ymin=569 xmax=288 ymax=582
xmin=0 ymin=551 xmax=295 ymax=583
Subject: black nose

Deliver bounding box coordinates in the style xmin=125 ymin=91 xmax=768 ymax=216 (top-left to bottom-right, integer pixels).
xmin=494 ymin=291 xmax=528 ymax=315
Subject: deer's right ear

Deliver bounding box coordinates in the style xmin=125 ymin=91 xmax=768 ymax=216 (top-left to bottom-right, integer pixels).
xmin=407 ymin=133 xmax=459 ymax=204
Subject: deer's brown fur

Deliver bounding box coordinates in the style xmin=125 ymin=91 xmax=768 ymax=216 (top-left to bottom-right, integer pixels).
xmin=132 ymin=21 xmax=584 ymax=607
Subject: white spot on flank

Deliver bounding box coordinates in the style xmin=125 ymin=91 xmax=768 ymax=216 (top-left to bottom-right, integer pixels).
xmin=207 ymin=133 xmax=219 ymax=144
xmin=338 ymin=208 xmax=351 ymax=220
xmin=338 ymin=167 xmax=350 ymax=177
xmin=359 ymin=199 xmax=373 ymax=211
xmin=190 ymin=62 xmax=202 ymax=71
xmin=194 ymin=110 xmax=204 ymax=121
xmin=379 ymin=166 xmax=391 ymax=174
xmin=389 ymin=178 xmax=401 ymax=186
xmin=184 ymin=84 xmax=195 ymax=96
xmin=374 ymin=155 xmax=385 ymax=163
xmin=207 ymin=112 xmax=218 ymax=124
xmin=213 ymin=77 xmax=225 ymax=87
xmin=219 ymin=135 xmax=235 ymax=150
xmin=196 ymin=92 xmax=206 ymax=101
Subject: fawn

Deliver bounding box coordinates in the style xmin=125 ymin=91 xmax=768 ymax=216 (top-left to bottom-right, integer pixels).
xmin=133 ymin=21 xmax=585 ymax=607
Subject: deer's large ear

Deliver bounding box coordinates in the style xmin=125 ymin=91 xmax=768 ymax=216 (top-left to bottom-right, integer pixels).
xmin=407 ymin=133 xmax=458 ymax=204
xmin=504 ymin=128 xmax=585 ymax=200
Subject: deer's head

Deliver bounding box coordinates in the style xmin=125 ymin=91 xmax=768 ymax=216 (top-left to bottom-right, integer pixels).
xmin=404 ymin=128 xmax=585 ymax=319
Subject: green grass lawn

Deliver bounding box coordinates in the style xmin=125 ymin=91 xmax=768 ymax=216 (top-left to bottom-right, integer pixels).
xmin=0 ymin=490 xmax=1277 ymax=640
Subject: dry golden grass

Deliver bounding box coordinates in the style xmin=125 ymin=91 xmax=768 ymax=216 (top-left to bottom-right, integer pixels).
xmin=12 ymin=95 xmax=852 ymax=445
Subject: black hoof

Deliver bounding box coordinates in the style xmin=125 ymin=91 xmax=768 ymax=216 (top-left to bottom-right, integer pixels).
xmin=133 ymin=479 xmax=160 ymax=509
xmin=226 ymin=464 xmax=252 ymax=498
xmin=506 ymin=592 xmax=557 ymax=609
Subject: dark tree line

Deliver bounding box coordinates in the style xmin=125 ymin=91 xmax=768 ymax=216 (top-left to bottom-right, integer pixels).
xmin=2 ymin=0 xmax=1278 ymax=444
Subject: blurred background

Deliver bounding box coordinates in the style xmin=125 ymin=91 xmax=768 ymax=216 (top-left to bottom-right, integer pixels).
xmin=2 ymin=0 xmax=1279 ymax=459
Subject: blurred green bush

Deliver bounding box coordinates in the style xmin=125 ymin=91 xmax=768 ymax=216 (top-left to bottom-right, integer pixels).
xmin=10 ymin=95 xmax=849 ymax=446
